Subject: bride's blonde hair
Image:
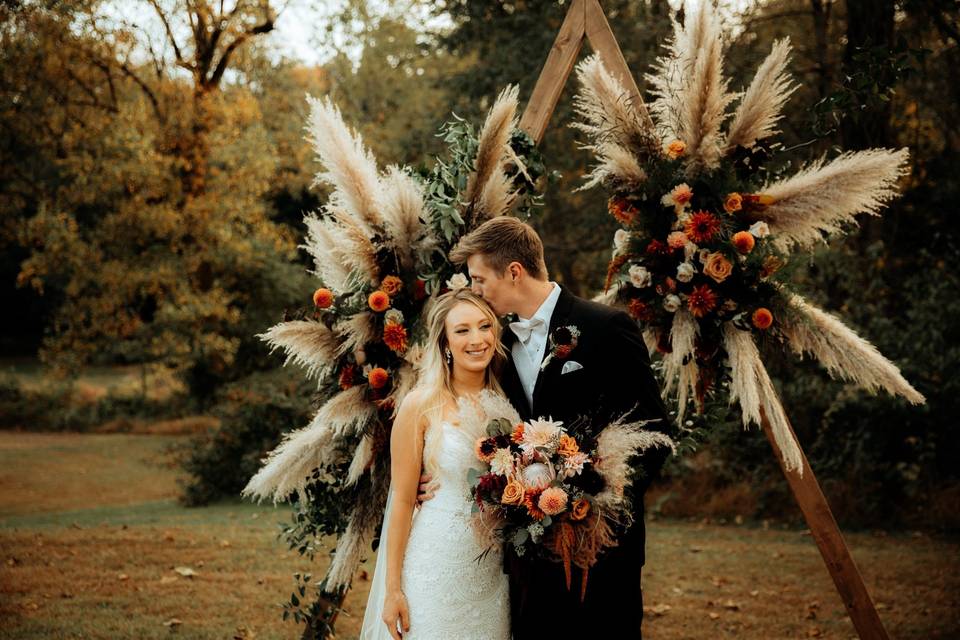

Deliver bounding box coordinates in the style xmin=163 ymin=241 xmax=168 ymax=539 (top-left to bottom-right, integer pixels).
xmin=416 ymin=289 xmax=506 ymax=440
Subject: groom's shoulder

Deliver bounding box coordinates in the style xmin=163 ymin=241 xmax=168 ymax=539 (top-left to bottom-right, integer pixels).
xmin=567 ymin=291 xmax=627 ymax=324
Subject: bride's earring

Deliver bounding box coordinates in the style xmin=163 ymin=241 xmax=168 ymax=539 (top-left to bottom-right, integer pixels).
xmin=445 ymin=347 xmax=452 ymax=365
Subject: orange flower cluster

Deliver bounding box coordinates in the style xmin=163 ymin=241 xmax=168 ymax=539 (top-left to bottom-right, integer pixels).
xmin=383 ymin=321 xmax=408 ymax=354
xmin=312 ymin=287 xmax=334 ymax=309
xmin=607 ymin=197 xmax=638 ymax=225
xmin=687 ymin=284 xmax=719 ymax=318
xmin=381 ymin=275 xmax=403 ymax=297
xmin=684 ymin=211 xmax=722 ymax=243
xmin=752 ymin=308 xmax=774 ymax=330
xmin=368 ymin=367 xmax=389 ymax=389
xmin=368 ymin=290 xmax=390 ymax=312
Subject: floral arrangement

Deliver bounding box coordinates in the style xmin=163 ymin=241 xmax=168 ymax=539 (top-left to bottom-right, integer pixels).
xmin=240 ymin=86 xmax=545 ymax=630
xmin=470 ymin=413 xmax=673 ymax=599
xmin=573 ymin=2 xmax=924 ymax=472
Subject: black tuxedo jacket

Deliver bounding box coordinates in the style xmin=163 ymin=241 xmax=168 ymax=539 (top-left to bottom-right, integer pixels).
xmin=500 ymin=285 xmax=671 ymax=639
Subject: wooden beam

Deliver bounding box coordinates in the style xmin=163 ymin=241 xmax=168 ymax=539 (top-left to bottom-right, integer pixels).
xmin=583 ymin=0 xmax=645 ymax=111
xmin=760 ymin=408 xmax=890 ymax=640
xmin=519 ymin=0 xmax=587 ymax=144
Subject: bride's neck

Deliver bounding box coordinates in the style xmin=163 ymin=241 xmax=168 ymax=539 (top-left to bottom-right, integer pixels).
xmin=451 ymin=369 xmax=485 ymax=398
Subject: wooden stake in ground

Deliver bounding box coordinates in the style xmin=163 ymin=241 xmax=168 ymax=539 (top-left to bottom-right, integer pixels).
xmin=518 ymin=2 xmax=891 ymax=638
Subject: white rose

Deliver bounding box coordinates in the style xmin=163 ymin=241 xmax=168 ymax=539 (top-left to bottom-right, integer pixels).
xmin=613 ymin=229 xmax=631 ymax=254
xmin=749 ymin=221 xmax=771 ymax=238
xmin=385 ymin=309 xmax=404 ymax=325
xmin=684 ymin=242 xmax=699 ymax=261
xmin=698 ymin=248 xmax=711 ymax=264
xmin=629 ymin=265 xmax=652 ymax=288
xmin=446 ymin=272 xmax=469 ymax=290
xmin=663 ymin=294 xmax=682 ymax=313
xmin=676 ymin=262 xmax=695 ymax=283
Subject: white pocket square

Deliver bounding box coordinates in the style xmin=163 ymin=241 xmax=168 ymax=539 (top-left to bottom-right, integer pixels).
xmin=561 ymin=361 xmax=583 ymax=375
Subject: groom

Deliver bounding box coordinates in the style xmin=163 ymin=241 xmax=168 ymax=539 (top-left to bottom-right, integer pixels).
xmin=447 ymin=216 xmax=671 ymax=638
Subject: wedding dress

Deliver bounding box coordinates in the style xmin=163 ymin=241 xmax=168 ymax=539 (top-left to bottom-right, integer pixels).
xmin=361 ymin=391 xmax=514 ymax=640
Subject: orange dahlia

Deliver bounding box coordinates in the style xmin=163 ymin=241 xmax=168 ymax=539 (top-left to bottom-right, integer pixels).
xmin=608 ymin=197 xmax=638 ymax=225
xmin=557 ymin=434 xmax=580 ymax=458
xmin=381 ymin=275 xmax=403 ymax=297
xmin=368 ymin=367 xmax=389 ymax=389
xmin=752 ymin=308 xmax=774 ymax=330
xmin=538 ymin=487 xmax=569 ymax=516
xmin=688 ymin=285 xmax=719 ymax=318
xmin=383 ymin=321 xmax=408 ymax=354
xmin=524 ymin=489 xmax=546 ymax=520
xmin=312 ymin=287 xmax=334 ymax=309
xmin=511 ymin=423 xmax=525 ymax=444
xmin=732 ymin=231 xmax=755 ymax=254
xmin=684 ymin=211 xmax=722 ymax=243
xmin=368 ymin=290 xmax=390 ymax=313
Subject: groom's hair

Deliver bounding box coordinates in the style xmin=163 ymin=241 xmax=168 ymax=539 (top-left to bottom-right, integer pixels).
xmin=449 ymin=217 xmax=548 ymax=280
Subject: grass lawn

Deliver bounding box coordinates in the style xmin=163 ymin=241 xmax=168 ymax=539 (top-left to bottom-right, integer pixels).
xmin=1 ymin=431 xmax=957 ymax=639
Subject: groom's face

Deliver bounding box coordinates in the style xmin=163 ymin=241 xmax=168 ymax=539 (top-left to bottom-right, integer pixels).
xmin=466 ymin=254 xmax=514 ymax=316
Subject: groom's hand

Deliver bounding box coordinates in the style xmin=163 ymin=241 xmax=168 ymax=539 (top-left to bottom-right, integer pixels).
xmin=416 ymin=472 xmax=436 ymax=506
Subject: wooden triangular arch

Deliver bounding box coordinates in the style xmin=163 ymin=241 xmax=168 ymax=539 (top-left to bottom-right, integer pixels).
xmin=522 ymin=2 xmax=890 ymax=639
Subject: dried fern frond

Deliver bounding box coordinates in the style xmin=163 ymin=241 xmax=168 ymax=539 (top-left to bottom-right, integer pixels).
xmin=305 ymin=95 xmax=381 ymax=234
xmin=257 ymin=320 xmax=339 ymax=382
xmin=782 ymin=294 xmax=925 ymax=403
xmin=724 ymin=38 xmax=796 ymax=152
xmin=761 ymin=148 xmax=910 ymax=250
xmin=464 ymin=85 xmax=519 ymax=221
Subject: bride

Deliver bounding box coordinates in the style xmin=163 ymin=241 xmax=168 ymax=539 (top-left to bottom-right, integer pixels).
xmin=360 ymin=288 xmax=515 ymax=639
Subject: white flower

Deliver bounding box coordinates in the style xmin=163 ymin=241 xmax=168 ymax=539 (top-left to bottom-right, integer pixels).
xmin=629 ymin=265 xmax=652 ymax=288
xmin=527 ymin=522 xmax=545 ymax=543
xmin=446 ymin=273 xmax=470 ymax=290
xmin=523 ymin=418 xmax=564 ymax=449
xmin=684 ymin=242 xmax=699 ymax=261
xmin=490 ymin=448 xmax=515 ymax=476
xmin=749 ymin=221 xmax=771 ymax=238
xmin=676 ymin=262 xmax=695 ymax=283
xmin=385 ymin=309 xmax=404 ymax=325
xmin=663 ymin=294 xmax=682 ymax=313
xmin=613 ymin=229 xmax=631 ymax=254
xmin=698 ymin=248 xmax=711 ymax=264
xmin=521 ymin=462 xmax=556 ymax=489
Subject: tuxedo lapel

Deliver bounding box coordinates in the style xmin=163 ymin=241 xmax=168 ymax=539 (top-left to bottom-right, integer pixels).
xmin=531 ymin=287 xmax=576 ymax=416
xmin=498 ymin=317 xmax=530 ymax=419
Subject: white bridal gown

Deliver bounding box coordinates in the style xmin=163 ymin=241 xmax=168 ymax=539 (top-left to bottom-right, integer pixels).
xmin=360 ymin=418 xmax=511 ymax=640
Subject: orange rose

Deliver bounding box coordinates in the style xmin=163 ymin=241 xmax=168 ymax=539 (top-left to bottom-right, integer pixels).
xmin=724 ymin=192 xmax=743 ymax=213
xmin=368 ymin=290 xmax=390 ymax=313
xmin=732 ymin=231 xmax=755 ymax=254
xmin=752 ymin=308 xmax=774 ymax=330
xmin=368 ymin=367 xmax=389 ymax=389
xmin=381 ymin=275 xmax=403 ymax=297
xmin=557 ymin=434 xmax=580 ymax=458
xmin=570 ymin=498 xmax=591 ymax=521
xmin=703 ymin=252 xmax=734 ymax=283
xmin=666 ymin=139 xmax=686 ymax=159
xmin=501 ymin=479 xmax=525 ymax=506
xmin=312 ymin=287 xmax=334 ymax=309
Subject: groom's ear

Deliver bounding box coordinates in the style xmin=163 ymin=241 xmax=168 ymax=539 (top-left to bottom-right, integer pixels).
xmin=507 ymin=261 xmax=523 ymax=282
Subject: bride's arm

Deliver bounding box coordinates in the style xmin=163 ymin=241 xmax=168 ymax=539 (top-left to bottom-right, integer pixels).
xmin=381 ymin=388 xmax=426 ymax=639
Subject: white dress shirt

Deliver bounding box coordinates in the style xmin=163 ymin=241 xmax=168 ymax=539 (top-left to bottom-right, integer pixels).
xmin=510 ymin=282 xmax=561 ymax=409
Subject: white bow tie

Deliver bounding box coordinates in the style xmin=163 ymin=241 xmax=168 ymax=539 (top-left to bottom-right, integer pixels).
xmin=509 ymin=317 xmax=545 ymax=343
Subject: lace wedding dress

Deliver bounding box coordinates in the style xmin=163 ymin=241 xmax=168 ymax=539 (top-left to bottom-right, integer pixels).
xmin=360 ymin=391 xmax=514 ymax=640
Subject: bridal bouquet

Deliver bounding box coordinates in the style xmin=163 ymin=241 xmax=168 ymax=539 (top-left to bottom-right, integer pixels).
xmin=469 ymin=414 xmax=673 ymax=598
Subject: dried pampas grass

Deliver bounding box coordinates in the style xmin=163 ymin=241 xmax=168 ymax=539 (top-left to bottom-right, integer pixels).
xmin=301 ymin=213 xmax=353 ymax=293
xmin=305 ymin=95 xmax=381 ymax=234
xmin=724 ymin=38 xmax=796 ymax=152
xmin=594 ymin=420 xmax=676 ymax=515
xmin=572 ymin=54 xmax=656 ymax=153
xmin=464 ymin=86 xmax=519 ymax=222
xmin=783 ymin=295 xmax=925 ymax=403
xmin=379 ymin=166 xmax=425 ymax=268
xmin=761 ymin=148 xmax=910 ymax=250
xmin=257 ymin=320 xmax=339 ymax=382
xmin=577 ymin=141 xmax=648 ymax=192
xmin=722 ymin=323 xmax=803 ymax=474
xmin=661 ymin=310 xmax=698 ymax=423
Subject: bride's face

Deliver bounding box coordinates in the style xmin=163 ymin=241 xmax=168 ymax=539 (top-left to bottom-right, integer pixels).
xmin=444 ymin=301 xmax=496 ymax=375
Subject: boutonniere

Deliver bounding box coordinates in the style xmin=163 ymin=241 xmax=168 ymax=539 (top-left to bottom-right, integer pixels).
xmin=541 ymin=325 xmax=580 ymax=371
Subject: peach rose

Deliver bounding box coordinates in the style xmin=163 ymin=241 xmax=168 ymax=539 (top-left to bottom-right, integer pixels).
xmin=703 ymin=252 xmax=734 ymax=283
xmin=571 ymin=498 xmax=591 ymax=521
xmin=724 ymin=192 xmax=743 ymax=213
xmin=557 ymin=434 xmax=580 ymax=458
xmin=501 ymin=479 xmax=525 ymax=506
xmin=666 ymin=139 xmax=686 ymax=159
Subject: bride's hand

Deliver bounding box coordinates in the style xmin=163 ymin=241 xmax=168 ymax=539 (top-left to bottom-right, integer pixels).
xmin=382 ymin=589 xmax=410 ymax=639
